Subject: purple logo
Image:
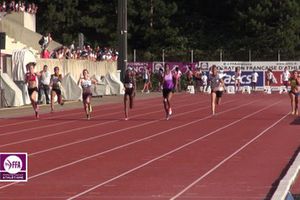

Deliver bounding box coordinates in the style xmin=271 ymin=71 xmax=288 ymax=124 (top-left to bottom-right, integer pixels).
xmin=0 ymin=153 xmax=27 ymax=182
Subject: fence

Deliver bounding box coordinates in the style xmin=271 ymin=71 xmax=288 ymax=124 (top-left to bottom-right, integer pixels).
xmin=129 ymin=49 xmax=300 ymax=62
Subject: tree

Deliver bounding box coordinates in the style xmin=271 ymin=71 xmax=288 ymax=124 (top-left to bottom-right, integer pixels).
xmin=128 ymin=0 xmax=187 ymax=59
xmin=36 ymin=0 xmax=80 ymax=45
xmin=235 ymin=0 xmax=300 ymax=53
xmin=34 ymin=0 xmax=300 ymax=60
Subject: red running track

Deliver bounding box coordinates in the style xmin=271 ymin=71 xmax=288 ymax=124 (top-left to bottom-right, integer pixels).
xmin=0 ymin=93 xmax=299 ymax=200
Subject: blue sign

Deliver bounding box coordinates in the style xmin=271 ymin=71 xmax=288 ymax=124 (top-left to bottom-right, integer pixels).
xmin=222 ymin=71 xmax=264 ymax=87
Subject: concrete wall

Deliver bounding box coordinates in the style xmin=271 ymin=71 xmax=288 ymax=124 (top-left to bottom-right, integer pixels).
xmin=0 ymin=12 xmax=61 ymax=54
xmin=3 ymin=56 xmax=117 ymax=84
xmin=3 ymin=12 xmax=36 ymax=32
xmin=35 ymin=59 xmax=117 ymax=81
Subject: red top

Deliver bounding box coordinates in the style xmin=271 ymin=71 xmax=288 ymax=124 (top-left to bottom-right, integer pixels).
xmin=26 ymin=73 xmax=37 ymax=82
xmin=41 ymin=49 xmax=50 ymax=58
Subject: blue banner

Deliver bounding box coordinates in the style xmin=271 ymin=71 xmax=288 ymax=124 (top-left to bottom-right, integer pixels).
xmin=222 ymin=71 xmax=264 ymax=87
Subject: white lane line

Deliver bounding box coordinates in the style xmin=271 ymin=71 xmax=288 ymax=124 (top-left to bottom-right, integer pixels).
xmin=0 ymin=99 xmax=246 ymax=191
xmin=66 ymin=101 xmax=282 ymax=200
xmin=0 ymin=96 xmax=200 ymax=138
xmin=0 ymin=99 xmax=226 ymax=149
xmin=0 ymin=94 xmax=167 ymax=128
xmin=29 ymin=99 xmax=238 ymax=156
xmin=170 ymin=113 xmax=289 ymax=200
xmin=271 ymin=150 xmax=300 ymax=200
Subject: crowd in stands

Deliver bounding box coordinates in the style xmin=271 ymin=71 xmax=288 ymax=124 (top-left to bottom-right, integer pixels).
xmin=0 ymin=1 xmax=38 ymax=14
xmin=40 ymin=33 xmax=118 ymax=62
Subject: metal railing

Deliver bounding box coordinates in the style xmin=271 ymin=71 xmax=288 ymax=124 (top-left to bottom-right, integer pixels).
xmin=129 ymin=49 xmax=300 ymax=62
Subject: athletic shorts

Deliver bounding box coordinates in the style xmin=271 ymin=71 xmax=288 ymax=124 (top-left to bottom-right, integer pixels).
xmin=289 ymin=91 xmax=299 ymax=97
xmin=82 ymin=92 xmax=92 ymax=101
xmin=212 ymin=90 xmax=223 ymax=98
xmin=163 ymin=88 xmax=174 ymax=98
xmin=28 ymin=87 xmax=38 ymax=96
xmin=125 ymin=88 xmax=134 ymax=96
xmin=267 ymin=79 xmax=273 ymax=85
xmin=52 ymin=88 xmax=62 ymax=96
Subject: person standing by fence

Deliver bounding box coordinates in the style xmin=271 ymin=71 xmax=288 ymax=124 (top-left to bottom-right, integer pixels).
xmin=142 ymin=66 xmax=150 ymax=93
xmin=265 ymin=68 xmax=277 ymax=93
xmin=38 ymin=65 xmax=51 ymax=104
xmin=251 ymin=70 xmax=259 ymax=92
xmin=280 ymin=67 xmax=290 ymax=93
xmin=174 ymin=67 xmax=182 ymax=92
xmin=234 ymin=67 xmax=242 ymax=93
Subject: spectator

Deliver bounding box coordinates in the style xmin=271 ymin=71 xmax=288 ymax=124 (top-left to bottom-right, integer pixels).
xmin=56 ymin=48 xmax=64 ymax=59
xmin=0 ymin=1 xmax=34 ymax=14
xmin=32 ymin=3 xmax=38 ymax=14
xmin=40 ymin=33 xmax=52 ymax=50
xmin=141 ymin=66 xmax=150 ymax=93
xmin=26 ymin=3 xmax=32 ymax=13
xmin=186 ymin=66 xmax=194 ymax=88
xmin=201 ymin=71 xmax=208 ymax=92
xmin=38 ymin=65 xmax=51 ymax=104
xmin=69 ymin=41 xmax=75 ymax=52
xmin=41 ymin=48 xmax=50 ymax=59
xmin=19 ymin=2 xmax=25 ymax=12
xmin=251 ymin=70 xmax=259 ymax=92
xmin=15 ymin=1 xmax=20 ymax=11
xmin=280 ymin=67 xmax=290 ymax=93
xmin=194 ymin=68 xmax=202 ymax=93
xmin=42 ymin=41 xmax=118 ymax=62
xmin=234 ymin=67 xmax=242 ymax=92
xmin=9 ymin=1 xmax=15 ymax=12
xmin=174 ymin=67 xmax=182 ymax=92
xmin=2 ymin=1 xmax=6 ymax=12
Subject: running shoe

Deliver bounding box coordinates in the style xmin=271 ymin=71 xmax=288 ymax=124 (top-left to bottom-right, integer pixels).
xmin=166 ymin=113 xmax=170 ymax=120
xmin=35 ymin=111 xmax=39 ymax=119
xmin=87 ymin=114 xmax=91 ymax=120
xmin=168 ymin=108 xmax=172 ymax=115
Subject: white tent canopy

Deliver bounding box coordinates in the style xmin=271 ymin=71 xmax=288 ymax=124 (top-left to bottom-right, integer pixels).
xmin=12 ymin=48 xmax=36 ymax=82
xmin=0 ymin=73 xmax=24 ymax=107
xmin=104 ymin=73 xmax=124 ymax=95
xmin=11 ymin=48 xmax=37 ymax=105
xmin=61 ymin=73 xmax=82 ymax=101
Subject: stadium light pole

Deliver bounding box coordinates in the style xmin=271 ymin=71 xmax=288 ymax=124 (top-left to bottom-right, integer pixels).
xmin=117 ymin=0 xmax=127 ymax=82
xmin=249 ymin=49 xmax=251 ymax=62
xmin=133 ymin=49 xmax=136 ymax=62
xmin=162 ymin=49 xmax=165 ymax=66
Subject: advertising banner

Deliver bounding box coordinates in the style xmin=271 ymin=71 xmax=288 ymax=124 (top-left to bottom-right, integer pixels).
xmin=222 ymin=71 xmax=264 ymax=87
xmin=127 ymin=62 xmax=152 ymax=74
xmin=128 ymin=61 xmax=300 ymax=88
xmin=152 ymin=62 xmax=198 ymax=73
